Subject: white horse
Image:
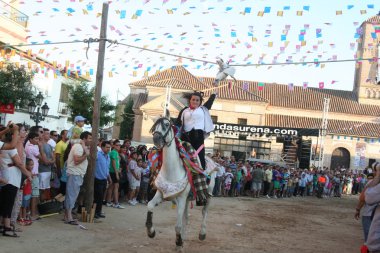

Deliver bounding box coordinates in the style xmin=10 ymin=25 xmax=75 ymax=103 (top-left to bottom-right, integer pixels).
xmin=146 ymin=114 xmax=217 ymax=249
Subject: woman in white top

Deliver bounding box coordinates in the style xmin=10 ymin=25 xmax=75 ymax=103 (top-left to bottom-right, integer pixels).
xmin=0 ymin=125 xmax=31 ymax=237
xmin=175 ymin=91 xmax=216 ymax=170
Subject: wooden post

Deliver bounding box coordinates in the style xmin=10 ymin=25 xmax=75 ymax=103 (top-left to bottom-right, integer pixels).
xmin=89 ymin=203 xmax=96 ymax=223
xmin=83 ymin=2 xmax=109 ymax=214
xmin=81 ymin=207 xmax=86 ymax=222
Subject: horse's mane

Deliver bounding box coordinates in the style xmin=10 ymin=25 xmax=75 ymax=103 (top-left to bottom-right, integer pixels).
xmin=149 ymin=117 xmax=171 ymax=134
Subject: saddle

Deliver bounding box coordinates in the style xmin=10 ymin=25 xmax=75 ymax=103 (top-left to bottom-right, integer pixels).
xmin=180 ymin=141 xmax=209 ymax=206
xmin=149 ymin=140 xmax=209 ymax=206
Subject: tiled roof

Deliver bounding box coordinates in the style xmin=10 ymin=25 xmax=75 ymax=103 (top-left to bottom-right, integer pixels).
xmin=130 ymin=66 xmax=268 ymax=103
xmin=132 ymin=93 xmax=148 ymax=110
xmin=244 ymin=81 xmax=380 ymax=116
xmin=170 ymin=95 xmax=185 ymax=111
xmin=195 ymin=76 xmax=380 ymax=116
xmin=266 ymin=114 xmax=380 ymax=137
xmin=145 ymin=78 xmax=194 ymax=90
xmin=364 ymin=14 xmax=380 ymax=24
xmin=131 ymin=66 xmax=209 ymax=91
xmin=129 ymin=65 xmax=380 ymax=116
xmin=200 ymin=77 xmax=268 ymax=102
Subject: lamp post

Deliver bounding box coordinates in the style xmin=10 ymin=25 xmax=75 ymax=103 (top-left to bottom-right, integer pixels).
xmin=28 ymin=92 xmax=50 ymax=126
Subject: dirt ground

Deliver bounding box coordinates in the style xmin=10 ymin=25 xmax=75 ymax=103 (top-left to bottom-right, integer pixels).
xmin=1 ymin=196 xmax=362 ymax=253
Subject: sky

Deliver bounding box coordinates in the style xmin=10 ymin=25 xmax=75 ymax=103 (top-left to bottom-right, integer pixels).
xmin=3 ymin=0 xmax=380 ymax=104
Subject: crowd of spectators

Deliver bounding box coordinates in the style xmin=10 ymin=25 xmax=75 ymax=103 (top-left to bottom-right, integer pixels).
xmin=0 ymin=119 xmax=378 ymax=252
xmin=0 ymin=119 xmax=151 ymax=237
xmin=209 ymin=154 xmax=370 ymax=199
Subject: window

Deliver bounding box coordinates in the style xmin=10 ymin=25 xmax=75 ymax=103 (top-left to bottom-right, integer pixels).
xmin=211 ymin=115 xmax=218 ymax=123
xmin=59 ymin=84 xmax=70 ymax=103
xmin=239 ymin=135 xmax=247 ymax=140
xmin=237 ymin=118 xmax=247 ymax=125
xmin=214 ymin=137 xmax=271 ymax=160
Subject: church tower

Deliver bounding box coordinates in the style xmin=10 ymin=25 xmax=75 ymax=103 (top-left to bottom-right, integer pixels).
xmin=354 ymin=12 xmax=380 ymax=105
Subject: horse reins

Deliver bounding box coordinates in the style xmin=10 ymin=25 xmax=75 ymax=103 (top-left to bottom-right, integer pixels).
xmin=153 ymin=118 xmax=175 ymax=148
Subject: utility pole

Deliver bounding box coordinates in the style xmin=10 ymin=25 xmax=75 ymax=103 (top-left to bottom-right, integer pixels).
xmin=318 ymin=98 xmax=330 ymax=169
xmin=83 ymin=2 xmax=109 ymax=213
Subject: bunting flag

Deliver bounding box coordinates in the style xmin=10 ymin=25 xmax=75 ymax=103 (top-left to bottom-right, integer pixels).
xmin=258 ymin=82 xmax=264 ymax=91
xmin=0 ymin=0 xmax=377 ymax=92
xmin=228 ymin=81 xmax=232 ymax=90
xmin=242 ymin=81 xmax=249 ymax=91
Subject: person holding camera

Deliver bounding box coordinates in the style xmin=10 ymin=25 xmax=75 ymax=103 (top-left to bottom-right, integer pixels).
xmin=0 ymin=122 xmax=19 ymax=151
xmin=0 ymin=124 xmax=32 ymax=237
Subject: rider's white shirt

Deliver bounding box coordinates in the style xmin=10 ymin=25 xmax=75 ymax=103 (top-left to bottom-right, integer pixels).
xmin=182 ymin=107 xmax=205 ymax=132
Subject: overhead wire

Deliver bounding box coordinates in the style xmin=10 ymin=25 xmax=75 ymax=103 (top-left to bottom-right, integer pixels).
xmin=2 ymin=38 xmax=378 ymax=67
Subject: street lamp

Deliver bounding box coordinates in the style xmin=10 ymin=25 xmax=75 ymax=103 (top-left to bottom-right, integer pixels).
xmin=28 ymin=92 xmax=50 ymax=126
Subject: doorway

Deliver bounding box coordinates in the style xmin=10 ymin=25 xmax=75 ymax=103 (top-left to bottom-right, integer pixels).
xmin=330 ymin=147 xmax=350 ymax=170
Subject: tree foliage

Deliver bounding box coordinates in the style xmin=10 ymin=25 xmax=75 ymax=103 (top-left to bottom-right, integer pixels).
xmin=66 ymin=82 xmax=116 ymax=127
xmin=0 ymin=63 xmax=35 ymax=107
xmin=119 ymin=97 xmax=134 ymax=140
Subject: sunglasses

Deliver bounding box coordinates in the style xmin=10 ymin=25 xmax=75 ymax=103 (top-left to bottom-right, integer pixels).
xmin=53 ymin=135 xmax=58 ymax=137
xmin=39 ymin=131 xmax=43 ymax=133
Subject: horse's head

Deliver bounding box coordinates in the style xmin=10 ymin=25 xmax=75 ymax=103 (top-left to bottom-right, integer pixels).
xmin=149 ymin=115 xmax=174 ymax=149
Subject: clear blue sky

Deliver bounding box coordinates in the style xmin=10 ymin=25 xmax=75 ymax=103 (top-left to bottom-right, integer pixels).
xmin=6 ymin=0 xmax=379 ymax=103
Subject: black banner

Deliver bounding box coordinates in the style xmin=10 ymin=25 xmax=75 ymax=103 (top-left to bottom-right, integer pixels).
xmin=214 ymin=122 xmax=319 ymax=137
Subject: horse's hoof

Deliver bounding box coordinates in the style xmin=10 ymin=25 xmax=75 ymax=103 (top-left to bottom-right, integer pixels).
xmin=176 ymin=234 xmax=183 ymax=246
xmin=176 ymin=245 xmax=184 ymax=252
xmin=147 ymin=230 xmax=156 ymax=238
xmin=199 ymin=233 xmax=206 ymax=241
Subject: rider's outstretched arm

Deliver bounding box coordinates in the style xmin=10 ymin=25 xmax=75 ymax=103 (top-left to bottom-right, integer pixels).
xmin=203 ymin=93 xmax=217 ymax=110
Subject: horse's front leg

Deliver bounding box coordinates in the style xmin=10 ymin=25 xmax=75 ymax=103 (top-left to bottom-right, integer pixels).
xmin=199 ymin=197 xmax=211 ymax=241
xmin=175 ymin=191 xmax=187 ymax=247
xmin=146 ymin=190 xmax=163 ymax=238
xmin=181 ymin=186 xmax=191 ymax=239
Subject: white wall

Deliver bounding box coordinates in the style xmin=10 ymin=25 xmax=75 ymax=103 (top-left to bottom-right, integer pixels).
xmin=2 ymin=111 xmax=70 ymax=132
xmin=0 ymin=68 xmax=76 ymax=131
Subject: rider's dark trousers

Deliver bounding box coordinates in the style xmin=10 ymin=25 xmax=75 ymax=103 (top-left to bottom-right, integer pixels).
xmin=184 ymin=129 xmax=205 ymax=170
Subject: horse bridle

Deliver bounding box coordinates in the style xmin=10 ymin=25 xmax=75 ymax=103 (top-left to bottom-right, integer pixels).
xmin=152 ymin=118 xmax=175 ymax=148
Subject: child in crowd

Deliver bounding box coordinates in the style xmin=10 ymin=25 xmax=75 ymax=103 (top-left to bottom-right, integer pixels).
xmin=128 ymin=155 xmax=142 ymax=206
xmin=333 ymin=175 xmax=341 ymax=197
xmin=127 ymin=152 xmax=138 ymax=206
xmin=299 ymin=173 xmax=307 ymax=197
xmin=286 ymin=174 xmax=295 ymax=197
xmin=68 ymin=115 xmax=86 ymax=144
xmin=131 ymin=159 xmax=143 ymax=205
xmin=234 ymin=166 xmax=243 ymax=197
xmin=224 ymin=167 xmax=234 ymax=197
xmin=18 ymin=158 xmax=33 ymax=226
xmin=281 ymin=169 xmax=289 ymax=198
xmin=139 ymin=161 xmax=150 ymax=204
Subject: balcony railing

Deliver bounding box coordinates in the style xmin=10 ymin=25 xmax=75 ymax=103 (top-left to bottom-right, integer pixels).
xmin=58 ymin=102 xmax=70 ymax=116
xmin=0 ymin=0 xmax=28 ymax=28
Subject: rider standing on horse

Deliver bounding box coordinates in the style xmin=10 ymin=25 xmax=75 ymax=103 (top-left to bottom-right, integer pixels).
xmin=175 ymin=91 xmax=217 ymax=206
xmin=175 ymin=91 xmax=216 ymax=171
